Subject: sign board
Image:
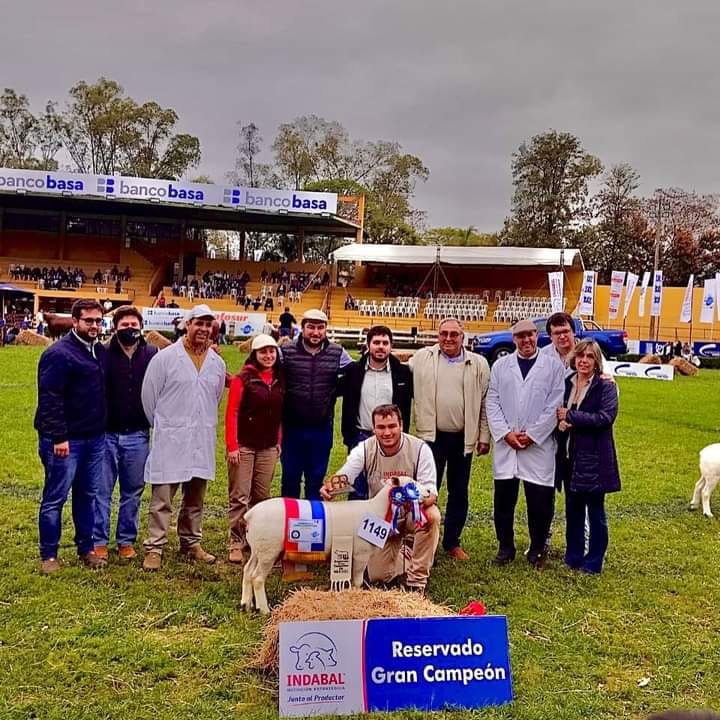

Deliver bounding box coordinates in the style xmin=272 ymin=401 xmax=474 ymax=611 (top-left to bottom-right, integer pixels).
xmin=214 ymin=310 xmax=267 ymax=337
xmin=0 ymin=167 xmax=337 ymax=216
xmin=604 ymin=360 xmax=674 ymax=381
xmin=141 ymin=307 xmax=184 ymax=331
xmin=638 ymin=340 xmax=720 ymax=358
xmin=279 ymin=616 xmax=513 ymax=717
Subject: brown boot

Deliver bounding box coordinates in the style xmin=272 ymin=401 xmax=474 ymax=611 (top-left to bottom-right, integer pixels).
xmin=40 ymin=558 xmax=60 ymax=575
xmin=228 ymin=546 xmax=245 ymax=564
xmin=118 ymin=545 xmax=137 ymax=561
xmin=93 ymin=545 xmax=109 ymax=561
xmin=79 ymin=551 xmax=107 ymax=569
xmin=142 ymin=551 xmax=162 ymax=571
xmin=181 ymin=544 xmax=216 ymax=564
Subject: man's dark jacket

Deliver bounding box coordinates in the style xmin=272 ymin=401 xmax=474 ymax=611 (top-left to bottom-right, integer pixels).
xmin=34 ymin=331 xmax=106 ymax=443
xmin=340 ymin=353 xmax=413 ymax=447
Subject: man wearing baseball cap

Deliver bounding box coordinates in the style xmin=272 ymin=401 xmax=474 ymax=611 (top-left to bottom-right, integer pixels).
xmin=486 ymin=318 xmax=565 ymax=568
xmin=140 ymin=304 xmax=227 ymax=571
xmin=280 ymin=308 xmax=353 ymax=499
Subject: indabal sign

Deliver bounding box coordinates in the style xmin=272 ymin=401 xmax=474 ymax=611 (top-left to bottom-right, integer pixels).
xmin=279 ymin=616 xmax=513 ymax=716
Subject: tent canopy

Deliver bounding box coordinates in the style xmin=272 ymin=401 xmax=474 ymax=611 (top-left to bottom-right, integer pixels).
xmin=331 ymin=244 xmax=582 ymax=268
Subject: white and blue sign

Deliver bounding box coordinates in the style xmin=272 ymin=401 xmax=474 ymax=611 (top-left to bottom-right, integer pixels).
xmin=279 ymin=616 xmax=513 ymax=717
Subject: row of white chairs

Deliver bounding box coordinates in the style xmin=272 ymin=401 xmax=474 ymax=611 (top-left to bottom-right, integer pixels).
xmin=425 ymin=305 xmax=488 ymax=321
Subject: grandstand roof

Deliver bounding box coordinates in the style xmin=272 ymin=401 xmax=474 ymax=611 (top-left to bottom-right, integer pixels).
xmin=331 ymin=244 xmax=583 ymax=267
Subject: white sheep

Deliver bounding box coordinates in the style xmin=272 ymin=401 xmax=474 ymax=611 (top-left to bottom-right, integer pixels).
xmin=689 ymin=443 xmax=720 ymax=518
xmin=241 ymin=476 xmax=425 ymax=614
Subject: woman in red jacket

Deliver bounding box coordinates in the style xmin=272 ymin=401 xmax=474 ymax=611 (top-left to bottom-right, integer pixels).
xmin=225 ymin=334 xmax=284 ymax=563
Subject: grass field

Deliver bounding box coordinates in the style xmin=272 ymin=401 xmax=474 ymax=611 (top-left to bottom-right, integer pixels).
xmin=1 ymin=345 xmax=719 ymax=720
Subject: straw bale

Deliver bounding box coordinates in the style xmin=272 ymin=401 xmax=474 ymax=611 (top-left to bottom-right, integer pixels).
xmin=15 ymin=330 xmax=51 ymax=347
xmin=670 ymin=357 xmax=699 ymax=376
xmin=252 ymin=587 xmax=453 ymax=673
xmin=278 ymin=335 xmax=293 ymax=348
xmin=391 ymin=350 xmax=415 ymax=362
xmin=639 ymin=354 xmax=662 ymax=364
xmin=234 ymin=337 xmax=253 ymax=353
xmin=144 ymin=330 xmax=172 ymax=349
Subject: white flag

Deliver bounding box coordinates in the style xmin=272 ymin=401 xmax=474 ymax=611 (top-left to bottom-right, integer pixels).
xmin=701 ymin=278 xmax=716 ymax=323
xmin=650 ymin=270 xmax=663 ymax=317
xmin=578 ymin=270 xmax=596 ymax=315
xmin=680 ymin=275 xmax=694 ymax=323
xmin=608 ymin=270 xmax=626 ymax=320
xmin=548 ymin=271 xmax=564 ymax=313
xmin=622 ymin=272 xmax=639 ymax=319
xmin=638 ymin=271 xmax=651 ymax=317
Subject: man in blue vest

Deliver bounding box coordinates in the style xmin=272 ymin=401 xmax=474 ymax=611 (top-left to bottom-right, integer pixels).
xmin=280 ymin=309 xmax=352 ymax=499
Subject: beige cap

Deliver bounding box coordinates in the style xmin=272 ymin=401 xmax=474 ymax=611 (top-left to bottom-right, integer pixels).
xmin=251 ymin=333 xmax=278 ymax=351
xmin=302 ymin=308 xmax=328 ymax=324
xmin=185 ymin=304 xmax=215 ymax=321
xmin=511 ymin=319 xmax=537 ymax=335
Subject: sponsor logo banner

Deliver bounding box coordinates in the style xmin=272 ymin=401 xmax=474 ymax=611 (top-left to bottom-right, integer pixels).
xmin=608 ymin=270 xmax=626 ymax=320
xmin=623 ymin=272 xmax=639 ymax=319
xmin=279 ymin=617 xmax=513 ymax=717
xmin=222 ymin=186 xmax=337 ymax=215
xmin=548 ymin=271 xmax=564 ymax=313
xmin=141 ymin=307 xmax=184 ymax=331
xmin=651 ymin=270 xmax=663 ymax=317
xmin=604 ymin=360 xmax=674 ymax=381
xmin=700 ymin=278 xmax=715 ymax=324
xmin=578 ymin=270 xmax=596 ymax=315
xmin=680 ymin=275 xmax=694 ymax=323
xmin=638 ymin=271 xmax=651 ymax=317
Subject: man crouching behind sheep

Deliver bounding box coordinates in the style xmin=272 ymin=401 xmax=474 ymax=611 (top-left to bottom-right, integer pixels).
xmin=320 ymin=403 xmax=440 ymax=594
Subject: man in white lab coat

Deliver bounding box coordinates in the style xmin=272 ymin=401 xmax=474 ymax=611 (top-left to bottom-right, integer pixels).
xmin=141 ymin=304 xmax=226 ymax=571
xmin=486 ymin=319 xmax=565 ymax=568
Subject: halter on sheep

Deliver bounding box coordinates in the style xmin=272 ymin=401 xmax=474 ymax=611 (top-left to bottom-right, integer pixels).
xmin=241 ymin=476 xmax=428 ymax=614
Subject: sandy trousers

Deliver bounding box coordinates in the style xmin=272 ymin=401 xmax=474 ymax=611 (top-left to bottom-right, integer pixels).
xmin=143 ymin=477 xmax=207 ymax=554
xmin=228 ymin=446 xmax=279 ymax=548
xmin=367 ymin=504 xmax=441 ymax=589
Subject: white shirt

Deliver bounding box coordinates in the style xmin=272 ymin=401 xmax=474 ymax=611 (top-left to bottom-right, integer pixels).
xmin=357 ymin=360 xmax=393 ymax=431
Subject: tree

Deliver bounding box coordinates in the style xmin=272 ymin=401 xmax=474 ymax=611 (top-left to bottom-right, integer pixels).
xmin=421 ymin=226 xmax=498 ymax=247
xmin=0 ymin=89 xmax=59 ymax=169
xmin=500 ymin=130 xmax=603 ymax=247
xmin=228 ymin=122 xmax=279 ymax=188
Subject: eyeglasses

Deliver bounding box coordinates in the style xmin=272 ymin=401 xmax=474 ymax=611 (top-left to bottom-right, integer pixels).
xmin=439 ymin=331 xmax=461 ymax=339
xmin=551 ymin=329 xmax=572 ymax=337
xmin=80 ymin=318 xmax=103 ymax=325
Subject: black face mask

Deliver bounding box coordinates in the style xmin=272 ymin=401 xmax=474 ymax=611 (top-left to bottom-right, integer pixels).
xmin=116 ymin=328 xmax=142 ymax=346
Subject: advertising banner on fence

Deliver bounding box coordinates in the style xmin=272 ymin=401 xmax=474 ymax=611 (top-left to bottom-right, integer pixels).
xmin=622 ymin=272 xmax=639 ymax=319
xmin=141 ymin=307 xmax=184 ymax=331
xmin=638 ymin=271 xmax=651 ymax=317
xmin=608 ymin=270 xmax=626 ymax=320
xmin=680 ymin=275 xmax=694 ymax=323
xmin=651 ymin=270 xmax=664 ymax=317
xmin=279 ymin=616 xmax=513 ymax=717
xmin=578 ymin=270 xmax=596 ymax=315
xmin=700 ymin=278 xmax=716 ymax=323
xmin=548 ymin=272 xmax=564 ymax=313
xmin=604 ymin=360 xmax=674 ymax=381
xmin=213 ymin=311 xmax=266 ymax=336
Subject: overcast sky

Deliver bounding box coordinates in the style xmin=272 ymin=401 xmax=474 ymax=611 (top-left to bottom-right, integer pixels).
xmin=2 ymin=1 xmax=718 ymax=231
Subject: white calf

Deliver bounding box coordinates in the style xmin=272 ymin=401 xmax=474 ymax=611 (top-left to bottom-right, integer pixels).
xmin=689 ymin=443 xmax=720 ymax=518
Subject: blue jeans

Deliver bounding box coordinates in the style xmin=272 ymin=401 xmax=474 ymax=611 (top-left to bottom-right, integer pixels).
xmin=281 ymin=423 xmax=334 ymax=499
xmin=346 ymin=429 xmax=373 ymax=500
xmin=94 ymin=431 xmax=149 ymax=547
xmin=38 ymin=434 xmax=105 ymax=560
xmin=565 ymin=490 xmax=609 ymax=573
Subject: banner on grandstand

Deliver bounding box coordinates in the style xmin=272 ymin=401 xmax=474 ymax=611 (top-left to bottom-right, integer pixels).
xmin=650 ymin=270 xmax=663 ymax=317
xmin=0 ymin=167 xmax=337 ymax=216
xmin=578 ymin=270 xmax=596 ymax=315
xmin=638 ymin=271 xmax=651 ymax=317
xmin=607 ymin=271 xmax=626 ymax=320
xmin=680 ymin=275 xmax=695 ymax=323
xmin=700 ymin=278 xmax=716 ymax=324
xmin=548 ymin=272 xmax=564 ymax=313
xmin=214 ymin=311 xmax=267 ymax=336
xmin=622 ymin=272 xmax=639 ymax=319
xmin=279 ymin=616 xmax=513 ymax=717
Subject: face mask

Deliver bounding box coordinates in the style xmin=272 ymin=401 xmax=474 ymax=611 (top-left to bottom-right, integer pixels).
xmin=116 ymin=328 xmax=142 ymax=346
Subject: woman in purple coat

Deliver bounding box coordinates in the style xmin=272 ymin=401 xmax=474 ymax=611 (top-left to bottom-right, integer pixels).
xmin=556 ymin=339 xmax=620 ymax=574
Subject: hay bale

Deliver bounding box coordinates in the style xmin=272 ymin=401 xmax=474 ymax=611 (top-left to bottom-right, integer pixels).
xmin=670 ymin=357 xmax=699 ymax=376
xmin=234 ymin=337 xmax=253 ymax=353
xmin=15 ymin=330 xmax=51 ymax=347
xmin=392 ymin=350 xmax=415 ymax=362
xmin=252 ymin=588 xmax=453 ymax=673
xmin=639 ymin=354 xmax=662 ymax=364
xmin=278 ymin=335 xmax=293 ymax=348
xmin=144 ymin=330 xmax=172 ymax=349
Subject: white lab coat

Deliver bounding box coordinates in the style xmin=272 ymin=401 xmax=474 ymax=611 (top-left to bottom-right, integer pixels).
xmin=142 ymin=341 xmax=226 ymax=484
xmin=486 ymin=351 xmax=565 ymax=487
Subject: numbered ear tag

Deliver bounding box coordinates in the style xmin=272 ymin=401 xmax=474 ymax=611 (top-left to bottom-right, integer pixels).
xmin=357 ymin=513 xmax=392 ymax=549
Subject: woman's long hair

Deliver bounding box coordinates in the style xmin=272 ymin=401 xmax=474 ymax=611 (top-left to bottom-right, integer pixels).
xmin=244 ymin=347 xmax=284 ymax=385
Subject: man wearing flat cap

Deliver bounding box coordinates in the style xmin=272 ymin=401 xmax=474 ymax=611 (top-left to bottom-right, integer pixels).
xmin=486 ymin=318 xmax=565 ymax=568
xmin=140 ymin=304 xmax=226 ymax=571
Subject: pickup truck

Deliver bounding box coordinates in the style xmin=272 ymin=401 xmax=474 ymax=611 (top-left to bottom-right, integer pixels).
xmin=470 ymin=317 xmax=628 ymax=363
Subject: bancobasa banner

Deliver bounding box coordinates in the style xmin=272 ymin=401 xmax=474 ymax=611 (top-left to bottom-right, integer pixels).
xmin=650 ymin=270 xmax=663 ymax=317
xmin=578 ymin=270 xmax=596 ymax=315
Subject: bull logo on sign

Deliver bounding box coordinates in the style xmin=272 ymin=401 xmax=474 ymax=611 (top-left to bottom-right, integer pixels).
xmin=289 ymin=632 xmax=338 ymax=671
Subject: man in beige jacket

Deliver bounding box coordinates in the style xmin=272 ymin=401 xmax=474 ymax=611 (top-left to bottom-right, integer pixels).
xmin=408 ymin=317 xmax=490 ymax=560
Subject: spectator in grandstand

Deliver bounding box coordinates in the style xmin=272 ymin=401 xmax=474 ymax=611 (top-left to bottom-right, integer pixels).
xmin=486 ymin=319 xmax=565 ymax=569
xmin=264 ymin=296 xmax=274 ymax=312
xmin=340 ymin=325 xmax=412 ymax=500
xmin=157 ymin=292 xmax=166 ymax=308
xmin=252 ymin=296 xmax=262 ymax=311
xmin=409 ymin=318 xmax=490 ymax=560
xmin=140 ymin=304 xmax=226 ymax=571
xmin=280 ymin=309 xmax=352 ymax=499
xmin=556 ymin=339 xmax=620 ymax=574
xmin=278 ymin=306 xmax=296 ymax=338
xmin=167 ymin=298 xmax=179 ymax=309
xmin=225 ymin=334 xmax=284 ymax=563
xmin=321 ymin=403 xmax=439 ymax=593
xmin=114 ymin=278 xmax=122 ymax=294
xmin=94 ymin=306 xmax=158 ymax=563
xmin=34 ymin=299 xmax=108 ymax=574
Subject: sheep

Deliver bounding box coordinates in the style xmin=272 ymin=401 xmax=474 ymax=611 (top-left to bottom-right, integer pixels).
xmin=689 ymin=443 xmax=720 ymax=518
xmin=241 ymin=476 xmax=426 ymax=614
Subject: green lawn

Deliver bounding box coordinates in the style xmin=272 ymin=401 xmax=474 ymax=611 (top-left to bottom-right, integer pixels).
xmin=1 ymin=345 xmax=719 ymax=720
